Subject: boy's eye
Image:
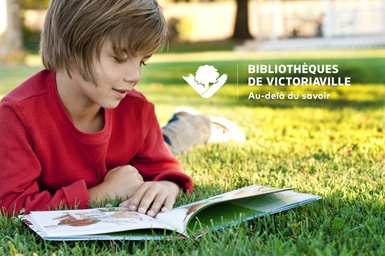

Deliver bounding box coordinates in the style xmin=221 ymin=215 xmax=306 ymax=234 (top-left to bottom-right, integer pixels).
xmin=113 ymin=57 xmax=127 ymax=63
xmin=140 ymin=61 xmax=147 ymax=66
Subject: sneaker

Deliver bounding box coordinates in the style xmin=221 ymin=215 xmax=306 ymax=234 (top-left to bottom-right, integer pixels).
xmin=173 ymin=107 xmax=246 ymax=143
xmin=208 ymin=116 xmax=246 ymax=143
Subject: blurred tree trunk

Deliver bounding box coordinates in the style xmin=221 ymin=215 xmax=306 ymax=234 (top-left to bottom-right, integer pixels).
xmin=232 ymin=0 xmax=253 ymax=40
xmin=0 ymin=0 xmax=23 ymax=50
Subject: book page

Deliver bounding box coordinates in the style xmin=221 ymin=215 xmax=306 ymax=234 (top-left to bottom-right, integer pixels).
xmin=155 ymin=208 xmax=189 ymax=235
xmin=229 ymin=190 xmax=321 ymax=213
xmin=183 ymin=190 xmax=321 ymax=236
xmin=28 ymin=208 xmax=177 ymax=237
xmin=156 ymin=185 xmax=291 ymax=235
xmin=180 ymin=185 xmax=290 ymax=225
xmin=184 ymin=185 xmax=290 ymax=206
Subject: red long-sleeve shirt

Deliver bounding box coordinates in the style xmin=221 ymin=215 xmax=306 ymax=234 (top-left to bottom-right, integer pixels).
xmin=0 ymin=70 xmax=193 ymax=215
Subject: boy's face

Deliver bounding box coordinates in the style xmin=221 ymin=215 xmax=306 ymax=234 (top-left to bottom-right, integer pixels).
xmin=71 ymin=39 xmax=152 ymax=109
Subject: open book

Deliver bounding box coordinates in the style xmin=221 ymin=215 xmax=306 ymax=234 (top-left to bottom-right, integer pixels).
xmin=20 ymin=185 xmax=321 ymax=241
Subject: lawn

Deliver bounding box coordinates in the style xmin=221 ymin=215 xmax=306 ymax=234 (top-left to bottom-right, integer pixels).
xmin=0 ymin=47 xmax=385 ymax=255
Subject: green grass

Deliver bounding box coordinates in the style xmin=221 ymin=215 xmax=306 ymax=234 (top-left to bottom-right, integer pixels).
xmin=1 ymin=47 xmax=385 ymax=255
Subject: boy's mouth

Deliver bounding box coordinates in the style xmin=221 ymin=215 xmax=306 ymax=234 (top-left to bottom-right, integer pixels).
xmin=113 ymin=88 xmax=130 ymax=99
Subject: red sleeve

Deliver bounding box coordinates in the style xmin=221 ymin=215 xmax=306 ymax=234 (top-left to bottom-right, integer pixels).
xmin=0 ymin=103 xmax=89 ymax=215
xmin=130 ymin=105 xmax=193 ymax=193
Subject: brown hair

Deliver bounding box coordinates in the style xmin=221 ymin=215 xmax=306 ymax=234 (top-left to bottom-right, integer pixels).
xmin=40 ymin=0 xmax=167 ymax=82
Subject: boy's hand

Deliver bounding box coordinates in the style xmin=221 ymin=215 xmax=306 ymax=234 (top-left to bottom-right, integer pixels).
xmin=120 ymin=181 xmax=181 ymax=217
xmin=88 ymin=165 xmax=144 ymax=204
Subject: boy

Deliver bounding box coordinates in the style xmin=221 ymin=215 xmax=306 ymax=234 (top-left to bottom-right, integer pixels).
xmin=0 ymin=0 xmax=192 ymax=217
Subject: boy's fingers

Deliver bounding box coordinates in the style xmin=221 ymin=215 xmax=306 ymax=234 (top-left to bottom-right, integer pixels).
xmin=126 ymin=183 xmax=150 ymax=211
xmin=119 ymin=199 xmax=130 ymax=208
xmin=131 ymin=182 xmax=160 ymax=214
xmin=123 ymin=181 xmax=178 ymax=216
xmin=146 ymin=194 xmax=167 ymax=217
xmin=137 ymin=184 xmax=163 ymax=215
xmin=161 ymin=196 xmax=176 ymax=213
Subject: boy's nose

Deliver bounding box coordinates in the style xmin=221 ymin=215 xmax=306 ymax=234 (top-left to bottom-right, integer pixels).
xmin=124 ymin=67 xmax=141 ymax=86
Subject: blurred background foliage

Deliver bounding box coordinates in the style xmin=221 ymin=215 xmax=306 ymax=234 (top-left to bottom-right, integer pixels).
xmin=21 ymin=0 xmax=49 ymax=9
xmin=21 ymin=0 xmax=228 ymax=9
xmin=18 ymin=0 xmax=250 ymax=54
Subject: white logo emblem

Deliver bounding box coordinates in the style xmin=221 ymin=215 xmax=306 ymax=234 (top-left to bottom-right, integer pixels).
xmin=183 ymin=65 xmax=227 ymax=98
